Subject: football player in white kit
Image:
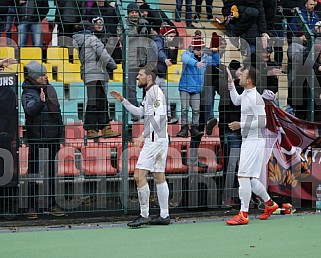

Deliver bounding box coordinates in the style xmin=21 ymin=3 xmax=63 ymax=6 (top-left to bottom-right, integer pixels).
xmin=225 ymin=66 xmax=279 ymax=225
xmin=110 ymin=68 xmax=170 ymax=227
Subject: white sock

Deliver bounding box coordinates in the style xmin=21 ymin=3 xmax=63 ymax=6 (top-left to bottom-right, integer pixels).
xmin=250 ymin=178 xmax=270 ymax=202
xmin=238 ymin=178 xmax=251 ymax=212
xmin=156 ymin=182 xmax=169 ymax=218
xmin=137 ymin=184 xmax=150 ymax=218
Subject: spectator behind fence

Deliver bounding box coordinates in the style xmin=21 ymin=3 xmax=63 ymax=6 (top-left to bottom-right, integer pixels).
xmin=73 ymin=21 xmax=120 ymax=139
xmin=139 ymin=4 xmax=179 ymax=65
xmin=0 ymin=57 xmax=18 ymax=174
xmin=153 ymin=22 xmax=178 ymax=123
xmin=110 ymin=68 xmax=170 ymax=227
xmin=91 ymin=17 xmax=114 ymax=96
xmin=21 ymin=61 xmax=65 ymax=219
xmin=288 ymin=0 xmax=319 ymax=45
xmin=194 ymin=0 xmax=213 ymax=22
xmin=287 ymin=37 xmax=321 ymax=121
xmin=15 ymin=0 xmax=49 ymax=47
xmin=0 ymin=1 xmax=14 ymax=37
xmin=244 ymin=43 xmax=281 ymax=95
xmin=117 ymin=2 xmax=158 ymax=122
xmin=176 ymin=30 xmax=220 ymax=138
xmin=188 ymin=33 xmax=228 ymax=173
xmin=55 ymin=0 xmax=85 ymax=39
xmin=175 ymin=0 xmax=194 ymax=28
xmin=222 ymin=0 xmax=270 ymax=56
xmin=4 ymin=5 xmax=17 ymax=45
xmin=139 ymin=3 xmax=177 ymax=32
xmin=88 ymin=0 xmax=122 ymax=64
xmin=201 ymin=32 xmax=227 ymax=136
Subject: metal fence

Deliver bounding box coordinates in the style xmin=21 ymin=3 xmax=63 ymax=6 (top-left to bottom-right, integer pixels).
xmin=0 ymin=1 xmax=318 ymax=219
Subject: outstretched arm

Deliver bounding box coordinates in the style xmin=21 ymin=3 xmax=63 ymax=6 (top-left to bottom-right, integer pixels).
xmin=110 ymin=90 xmax=144 ymax=117
xmin=226 ymin=67 xmax=241 ymax=106
xmin=0 ymin=58 xmax=18 ymax=70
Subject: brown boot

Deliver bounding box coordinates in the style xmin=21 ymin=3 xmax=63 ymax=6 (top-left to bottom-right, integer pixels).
xmin=101 ymin=124 xmax=121 ymax=138
xmin=86 ymin=130 xmax=101 ymax=139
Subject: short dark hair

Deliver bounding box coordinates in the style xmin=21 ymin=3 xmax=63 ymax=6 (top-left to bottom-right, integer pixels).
xmin=244 ymin=66 xmax=258 ymax=86
xmin=140 ymin=67 xmax=157 ymax=81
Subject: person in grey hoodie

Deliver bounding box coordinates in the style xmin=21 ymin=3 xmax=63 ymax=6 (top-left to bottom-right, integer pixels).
xmin=73 ymin=21 xmax=120 ymax=139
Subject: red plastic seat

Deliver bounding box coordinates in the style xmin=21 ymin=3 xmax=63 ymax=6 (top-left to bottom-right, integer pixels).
xmin=190 ymin=147 xmax=222 ymax=173
xmin=57 ymin=146 xmax=81 ymax=177
xmin=173 ymin=22 xmax=191 ymax=49
xmin=165 ymin=146 xmax=188 ymax=174
xmin=81 ymin=146 xmax=117 ymax=176
xmin=64 ymin=123 xmax=85 ymax=147
xmin=118 ymin=146 xmax=141 ymax=174
xmin=131 ymin=122 xmax=144 ymax=138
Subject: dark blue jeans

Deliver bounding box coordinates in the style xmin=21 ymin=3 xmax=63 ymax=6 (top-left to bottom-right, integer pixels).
xmin=18 ymin=22 xmax=42 ymax=47
xmin=175 ymin=0 xmax=192 ymax=26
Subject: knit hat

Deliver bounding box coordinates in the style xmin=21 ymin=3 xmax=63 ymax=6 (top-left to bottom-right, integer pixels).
xmin=159 ymin=22 xmax=176 ymax=36
xmin=139 ymin=3 xmax=151 ymax=12
xmin=191 ymin=30 xmax=205 ymax=50
xmin=127 ymin=2 xmax=139 ymax=14
xmin=210 ymin=32 xmax=227 ymax=48
xmin=92 ymin=16 xmax=104 ymax=24
xmin=26 ymin=61 xmax=47 ymax=80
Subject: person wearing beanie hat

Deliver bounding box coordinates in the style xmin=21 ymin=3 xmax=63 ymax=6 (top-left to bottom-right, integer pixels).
xmin=153 ymin=22 xmax=178 ymax=123
xmin=88 ymin=1 xmax=122 ymax=64
xmin=26 ymin=61 xmax=47 ymax=82
xmin=91 ymin=16 xmax=107 ymax=45
xmin=159 ymin=23 xmax=177 ymax=37
xmin=73 ymin=22 xmax=121 ymax=138
xmin=139 ymin=3 xmax=151 ymax=18
xmin=210 ymin=32 xmax=227 ymax=58
xmin=127 ymin=2 xmax=139 ymax=15
xmin=117 ymin=1 xmax=157 ymax=122
xmin=22 ymin=61 xmax=65 ymax=219
xmin=199 ymin=33 xmax=226 ymax=138
xmin=126 ymin=2 xmax=140 ymax=25
xmin=176 ymin=30 xmax=220 ymax=138
xmin=190 ymin=30 xmax=205 ymax=50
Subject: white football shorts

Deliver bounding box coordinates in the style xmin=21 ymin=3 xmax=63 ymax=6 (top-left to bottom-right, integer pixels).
xmin=136 ymin=141 xmax=168 ymax=173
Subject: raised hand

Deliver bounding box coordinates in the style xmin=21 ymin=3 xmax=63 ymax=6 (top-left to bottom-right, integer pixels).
xmin=196 ymin=61 xmax=204 ymax=68
xmin=0 ymin=58 xmax=18 ymax=69
xmin=110 ymin=90 xmax=124 ymax=102
xmin=165 ymin=59 xmax=172 ymax=67
xmin=228 ymin=121 xmax=241 ymax=131
xmin=226 ymin=66 xmax=233 ymax=84
xmin=40 ymin=88 xmax=46 ymax=102
xmin=133 ymin=135 xmax=144 ymax=148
